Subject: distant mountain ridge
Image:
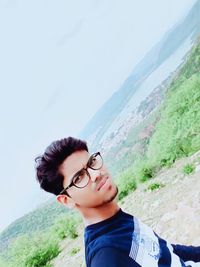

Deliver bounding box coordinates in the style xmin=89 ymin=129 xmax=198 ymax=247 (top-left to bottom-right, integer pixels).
xmin=79 ymin=0 xmax=200 ymax=150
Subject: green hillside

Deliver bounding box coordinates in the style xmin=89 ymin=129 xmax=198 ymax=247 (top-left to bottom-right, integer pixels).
xmin=147 ymin=37 xmax=200 ymax=167
xmin=0 ymin=200 xmax=67 ymax=255
xmin=113 ymin=36 xmax=200 ymax=200
xmin=80 ymin=0 xmax=200 ymax=148
xmin=112 ymin=36 xmax=200 ymax=173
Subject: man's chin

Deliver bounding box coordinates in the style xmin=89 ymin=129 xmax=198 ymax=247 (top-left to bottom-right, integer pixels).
xmin=103 ymin=185 xmax=118 ymax=204
xmin=88 ymin=186 xmax=118 ymax=208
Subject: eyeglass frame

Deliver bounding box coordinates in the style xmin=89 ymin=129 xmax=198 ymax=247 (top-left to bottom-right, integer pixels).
xmin=59 ymin=152 xmax=103 ymax=198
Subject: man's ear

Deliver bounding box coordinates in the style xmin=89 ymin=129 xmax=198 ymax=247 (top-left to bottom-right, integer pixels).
xmin=56 ymin=194 xmax=67 ymax=205
xmin=56 ymin=194 xmax=75 ymax=209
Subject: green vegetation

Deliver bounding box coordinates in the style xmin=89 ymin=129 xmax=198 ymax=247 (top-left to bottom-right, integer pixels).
xmin=145 ymin=38 xmax=200 ymax=169
xmin=116 ymin=160 xmax=159 ymax=200
xmin=137 ymin=164 xmax=157 ymax=183
xmin=0 ymin=200 xmax=67 ymax=254
xmin=82 ymin=0 xmax=200 ymax=150
xmin=183 ymin=163 xmax=195 ymax=175
xmin=1 ymin=213 xmax=80 ymax=267
xmin=70 ymin=247 xmax=81 ymax=256
xmin=7 ymin=233 xmax=60 ymax=267
xmin=112 ymin=37 xmax=200 ymax=200
xmin=147 ymin=73 xmax=200 ymax=167
xmin=50 ymin=214 xmax=80 ymax=240
xmin=147 ymin=183 xmax=164 ymax=191
xmin=116 ymin=168 xmax=137 ymax=201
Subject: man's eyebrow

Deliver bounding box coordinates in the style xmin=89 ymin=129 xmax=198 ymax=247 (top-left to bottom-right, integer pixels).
xmin=69 ymin=155 xmax=92 ymax=184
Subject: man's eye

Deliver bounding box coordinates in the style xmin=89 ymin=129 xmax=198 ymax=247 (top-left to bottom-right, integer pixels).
xmin=73 ymin=169 xmax=86 ymax=184
xmin=74 ymin=176 xmax=82 ymax=184
xmin=90 ymin=157 xmax=97 ymax=167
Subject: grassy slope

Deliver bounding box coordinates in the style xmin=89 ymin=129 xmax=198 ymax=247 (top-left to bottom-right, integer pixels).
xmin=0 ymin=200 xmax=67 ymax=255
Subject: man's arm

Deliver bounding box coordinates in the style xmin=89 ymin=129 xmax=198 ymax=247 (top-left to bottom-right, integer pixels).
xmin=91 ymin=247 xmax=140 ymax=267
xmin=172 ymin=244 xmax=200 ymax=262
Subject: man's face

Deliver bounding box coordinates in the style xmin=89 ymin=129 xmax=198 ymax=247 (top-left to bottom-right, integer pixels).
xmin=59 ymin=150 xmax=118 ymax=208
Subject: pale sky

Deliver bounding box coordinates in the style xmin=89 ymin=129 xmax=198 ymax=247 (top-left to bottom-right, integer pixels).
xmin=0 ymin=0 xmax=196 ymax=232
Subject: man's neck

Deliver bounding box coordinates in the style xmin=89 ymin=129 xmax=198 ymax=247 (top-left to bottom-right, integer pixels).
xmin=78 ymin=201 xmax=120 ymax=226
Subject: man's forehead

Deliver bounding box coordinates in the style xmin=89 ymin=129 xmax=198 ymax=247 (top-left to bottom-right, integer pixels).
xmin=59 ymin=150 xmax=90 ymax=175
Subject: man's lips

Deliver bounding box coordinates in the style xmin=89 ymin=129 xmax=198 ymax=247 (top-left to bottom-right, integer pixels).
xmin=97 ymin=176 xmax=108 ymax=191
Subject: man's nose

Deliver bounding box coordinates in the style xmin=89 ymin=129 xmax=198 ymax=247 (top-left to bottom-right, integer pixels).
xmin=88 ymin=168 xmax=102 ymax=182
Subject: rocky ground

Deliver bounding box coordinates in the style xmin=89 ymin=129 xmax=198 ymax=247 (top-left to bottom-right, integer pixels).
xmin=51 ymin=151 xmax=200 ymax=267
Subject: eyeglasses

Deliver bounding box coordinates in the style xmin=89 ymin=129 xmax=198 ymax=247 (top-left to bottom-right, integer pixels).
xmin=59 ymin=152 xmax=103 ymax=197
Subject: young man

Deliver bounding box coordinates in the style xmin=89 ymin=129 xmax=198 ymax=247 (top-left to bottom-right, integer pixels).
xmin=35 ymin=136 xmax=200 ymax=267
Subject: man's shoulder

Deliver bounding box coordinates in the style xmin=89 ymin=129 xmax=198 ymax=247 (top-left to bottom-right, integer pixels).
xmin=84 ymin=210 xmax=135 ymax=266
xmin=84 ymin=209 xmax=134 ymax=251
xmin=84 ymin=209 xmax=134 ymax=238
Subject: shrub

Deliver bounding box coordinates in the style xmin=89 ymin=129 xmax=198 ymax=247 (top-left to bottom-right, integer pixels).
xmin=50 ymin=214 xmax=79 ymax=240
xmin=24 ymin=242 xmax=59 ymax=267
xmin=182 ymin=163 xmax=195 ymax=175
xmin=147 ymin=183 xmax=164 ymax=191
xmin=138 ymin=164 xmax=159 ymax=182
xmin=160 ymin=158 xmax=174 ymax=168
xmin=132 ymin=158 xmax=161 ymax=183
xmin=116 ymin=168 xmax=137 ymax=201
xmin=8 ymin=233 xmax=60 ymax=267
xmin=139 ymin=166 xmax=154 ymax=182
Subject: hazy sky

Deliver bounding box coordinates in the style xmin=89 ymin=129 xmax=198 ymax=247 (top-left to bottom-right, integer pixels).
xmin=0 ymin=0 xmax=196 ymax=232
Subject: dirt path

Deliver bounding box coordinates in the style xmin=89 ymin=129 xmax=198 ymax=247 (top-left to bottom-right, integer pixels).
xmin=51 ymin=151 xmax=200 ymax=267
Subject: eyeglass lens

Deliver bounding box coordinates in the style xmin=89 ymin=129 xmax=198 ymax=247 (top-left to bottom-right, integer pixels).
xmin=73 ymin=153 xmax=102 ymax=188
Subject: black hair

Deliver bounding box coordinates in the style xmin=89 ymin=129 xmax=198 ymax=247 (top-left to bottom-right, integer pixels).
xmin=35 ymin=137 xmax=88 ymax=195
